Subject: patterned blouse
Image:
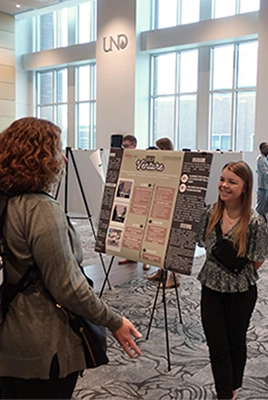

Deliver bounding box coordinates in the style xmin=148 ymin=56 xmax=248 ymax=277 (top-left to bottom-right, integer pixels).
xmin=196 ymin=204 xmax=268 ymax=293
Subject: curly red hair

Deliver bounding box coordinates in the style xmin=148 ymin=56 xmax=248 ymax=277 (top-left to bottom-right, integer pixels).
xmin=0 ymin=117 xmax=65 ymax=194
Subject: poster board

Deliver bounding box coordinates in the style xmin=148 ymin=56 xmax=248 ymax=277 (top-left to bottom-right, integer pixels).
xmin=95 ymin=149 xmax=213 ymax=275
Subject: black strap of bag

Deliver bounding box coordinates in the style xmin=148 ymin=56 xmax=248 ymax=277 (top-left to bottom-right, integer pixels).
xmin=214 ymin=220 xmax=222 ymax=241
xmin=0 ymin=194 xmax=38 ymax=325
xmin=212 ymin=220 xmax=248 ymax=273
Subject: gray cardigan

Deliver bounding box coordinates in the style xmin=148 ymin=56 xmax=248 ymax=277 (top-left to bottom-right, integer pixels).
xmin=0 ymin=193 xmax=122 ymax=379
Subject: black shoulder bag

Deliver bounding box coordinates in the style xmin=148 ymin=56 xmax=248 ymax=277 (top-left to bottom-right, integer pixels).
xmin=44 ymin=272 xmax=109 ymax=370
xmin=211 ymin=221 xmax=249 ymax=274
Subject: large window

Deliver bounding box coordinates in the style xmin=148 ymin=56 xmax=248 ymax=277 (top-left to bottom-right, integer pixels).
xmin=212 ymin=0 xmax=260 ymax=18
xmin=37 ymin=0 xmax=96 ymax=51
xmin=75 ymin=64 xmax=96 ymax=149
xmin=153 ymin=0 xmax=200 ymax=29
xmin=38 ymin=8 xmax=68 ymax=51
xmin=78 ymin=1 xmax=96 ymax=44
xmin=34 ymin=1 xmax=97 ymax=148
xmin=210 ymin=41 xmax=258 ymax=151
xmin=152 ymin=0 xmax=260 ymax=28
xmin=151 ymin=50 xmax=198 ymax=149
xmin=37 ymin=69 xmax=68 ymax=147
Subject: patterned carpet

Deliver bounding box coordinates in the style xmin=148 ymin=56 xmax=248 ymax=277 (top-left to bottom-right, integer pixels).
xmin=72 ymin=220 xmax=106 ymax=266
xmin=73 ymin=253 xmax=268 ymax=400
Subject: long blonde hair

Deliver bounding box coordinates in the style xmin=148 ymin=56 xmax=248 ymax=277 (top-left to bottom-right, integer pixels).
xmin=205 ymin=161 xmax=253 ymax=256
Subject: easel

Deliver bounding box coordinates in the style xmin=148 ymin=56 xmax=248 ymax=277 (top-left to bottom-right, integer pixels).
xmin=55 ymin=147 xmax=111 ymax=292
xmin=99 ymin=255 xmax=115 ymax=298
xmin=146 ymin=269 xmax=183 ymax=371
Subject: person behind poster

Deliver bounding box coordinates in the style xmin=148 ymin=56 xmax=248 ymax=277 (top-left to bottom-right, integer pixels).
xmin=147 ymin=137 xmax=180 ymax=288
xmin=256 ymin=141 xmax=268 ymax=221
xmin=196 ymin=160 xmax=268 ymax=400
xmin=121 ymin=134 xmax=137 ymax=149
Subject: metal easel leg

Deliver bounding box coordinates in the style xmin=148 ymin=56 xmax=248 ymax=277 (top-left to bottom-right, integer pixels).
xmin=172 ymin=272 xmax=183 ymax=324
xmin=99 ymin=255 xmax=115 ymax=298
xmin=58 ymin=147 xmax=112 ymax=291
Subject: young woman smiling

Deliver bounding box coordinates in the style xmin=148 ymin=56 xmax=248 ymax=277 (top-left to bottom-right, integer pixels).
xmin=196 ymin=161 xmax=268 ymax=400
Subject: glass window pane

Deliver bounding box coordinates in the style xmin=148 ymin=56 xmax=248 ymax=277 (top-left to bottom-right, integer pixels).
xmin=211 ymin=93 xmax=232 ymax=150
xmin=56 ymin=69 xmax=68 ymax=103
xmin=92 ymin=103 xmax=96 ymax=149
xmin=240 ymin=0 xmax=260 ymax=13
xmin=237 ymin=42 xmax=258 ymax=88
xmin=79 ymin=2 xmax=91 ymax=43
xmin=77 ymin=103 xmax=90 ymax=149
xmin=213 ymin=0 xmax=236 ymax=18
xmin=178 ymin=95 xmax=197 ymax=149
xmin=155 ymin=0 xmax=177 ymax=29
xmin=39 ymin=72 xmax=54 ymax=104
xmin=153 ymin=97 xmax=175 ymax=142
xmin=39 ymin=13 xmax=54 ymax=51
xmin=235 ymin=91 xmax=256 ymax=151
xmin=92 ymin=65 xmax=96 ymax=99
xmin=180 ymin=50 xmax=198 ymax=93
xmin=38 ymin=106 xmax=53 ymax=121
xmin=181 ymin=0 xmax=200 ymax=25
xmin=77 ymin=65 xmax=90 ymax=101
xmin=57 ymin=104 xmax=68 ymax=148
xmin=212 ymin=45 xmax=234 ymax=90
xmin=154 ymin=53 xmax=176 ymax=95
xmin=57 ymin=8 xmax=68 ymax=48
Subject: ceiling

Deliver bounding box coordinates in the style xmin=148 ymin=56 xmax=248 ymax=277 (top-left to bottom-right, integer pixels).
xmin=0 ymin=0 xmax=73 ymax=16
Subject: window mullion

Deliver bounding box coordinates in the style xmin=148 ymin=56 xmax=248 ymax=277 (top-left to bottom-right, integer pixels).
xmin=232 ymin=44 xmax=238 ymax=150
xmin=175 ymin=52 xmax=180 ymax=149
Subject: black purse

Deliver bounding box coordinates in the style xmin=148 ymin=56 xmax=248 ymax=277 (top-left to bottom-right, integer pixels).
xmin=211 ymin=221 xmax=248 ymax=274
xmin=46 ymin=269 xmax=109 ymax=369
xmin=55 ymin=303 xmax=109 ymax=369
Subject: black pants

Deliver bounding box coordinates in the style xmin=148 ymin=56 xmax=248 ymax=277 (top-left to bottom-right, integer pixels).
xmin=0 ymin=355 xmax=79 ymax=399
xmin=201 ymin=285 xmax=257 ymax=400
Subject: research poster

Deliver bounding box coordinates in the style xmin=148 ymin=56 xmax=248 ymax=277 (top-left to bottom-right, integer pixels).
xmin=95 ymin=149 xmax=213 ymax=275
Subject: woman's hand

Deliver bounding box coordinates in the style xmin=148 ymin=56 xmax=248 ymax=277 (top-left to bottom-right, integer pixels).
xmin=112 ymin=317 xmax=142 ymax=358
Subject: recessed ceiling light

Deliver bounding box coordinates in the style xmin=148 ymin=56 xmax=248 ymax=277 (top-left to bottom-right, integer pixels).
xmin=16 ymin=4 xmax=21 ymax=8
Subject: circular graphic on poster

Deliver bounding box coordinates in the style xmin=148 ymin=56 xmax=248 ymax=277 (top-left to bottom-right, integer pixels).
xmin=179 ymin=183 xmax=187 ymax=193
xmin=181 ymin=174 xmax=189 ymax=183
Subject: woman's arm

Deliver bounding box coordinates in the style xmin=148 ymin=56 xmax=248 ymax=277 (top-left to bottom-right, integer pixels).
xmin=247 ymin=214 xmax=268 ymax=270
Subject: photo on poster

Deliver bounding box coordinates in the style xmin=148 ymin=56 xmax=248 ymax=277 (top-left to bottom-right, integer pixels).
xmin=111 ymin=203 xmax=128 ymax=224
xmin=106 ymin=227 xmax=123 ymax=250
xmin=116 ymin=179 xmax=133 ymax=199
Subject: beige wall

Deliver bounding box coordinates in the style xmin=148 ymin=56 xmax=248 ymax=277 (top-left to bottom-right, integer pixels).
xmin=0 ymin=12 xmax=15 ymax=132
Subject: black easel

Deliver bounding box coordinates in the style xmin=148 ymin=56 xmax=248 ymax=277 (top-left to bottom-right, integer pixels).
xmin=99 ymin=255 xmax=115 ymax=298
xmin=55 ymin=147 xmax=111 ymax=292
xmin=146 ymin=269 xmax=183 ymax=371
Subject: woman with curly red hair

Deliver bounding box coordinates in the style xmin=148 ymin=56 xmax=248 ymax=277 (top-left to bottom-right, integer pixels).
xmin=0 ymin=117 xmax=141 ymax=399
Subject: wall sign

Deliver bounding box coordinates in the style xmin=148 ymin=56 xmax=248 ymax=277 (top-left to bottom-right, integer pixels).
xmin=103 ymin=34 xmax=128 ymax=53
